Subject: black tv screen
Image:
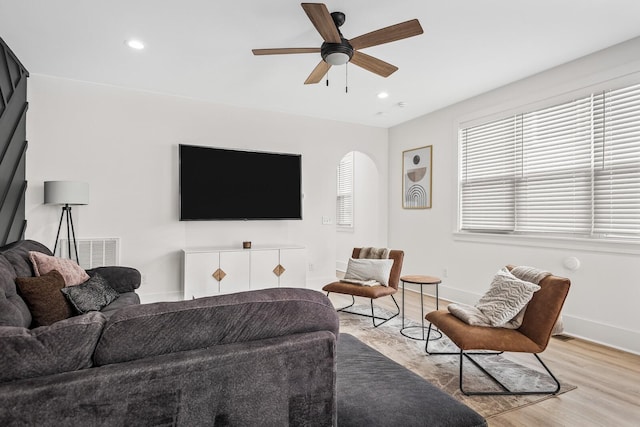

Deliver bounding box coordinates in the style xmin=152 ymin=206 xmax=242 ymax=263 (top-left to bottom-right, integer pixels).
xmin=179 ymin=144 xmax=302 ymax=220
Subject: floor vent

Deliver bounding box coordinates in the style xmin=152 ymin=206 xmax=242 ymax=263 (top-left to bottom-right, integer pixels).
xmin=552 ymin=334 xmax=574 ymax=342
xmin=57 ymin=238 xmax=120 ymax=269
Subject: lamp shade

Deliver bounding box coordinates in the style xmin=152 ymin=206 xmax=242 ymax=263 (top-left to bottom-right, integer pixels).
xmin=44 ymin=181 xmax=89 ymax=205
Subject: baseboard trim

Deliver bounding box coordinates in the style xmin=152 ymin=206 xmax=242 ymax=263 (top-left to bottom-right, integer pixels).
xmin=561 ymin=314 xmax=640 ymax=356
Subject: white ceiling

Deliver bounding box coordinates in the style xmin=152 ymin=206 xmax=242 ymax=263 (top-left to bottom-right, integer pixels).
xmin=2 ymin=0 xmax=640 ymax=128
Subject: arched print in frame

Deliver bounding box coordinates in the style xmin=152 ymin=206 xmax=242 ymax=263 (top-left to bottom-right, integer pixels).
xmin=402 ymin=145 xmax=432 ymax=209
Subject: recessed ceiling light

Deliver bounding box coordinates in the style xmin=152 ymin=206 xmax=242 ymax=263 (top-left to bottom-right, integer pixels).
xmin=125 ymin=39 xmax=145 ymax=50
xmin=377 ymin=92 xmax=389 ymax=99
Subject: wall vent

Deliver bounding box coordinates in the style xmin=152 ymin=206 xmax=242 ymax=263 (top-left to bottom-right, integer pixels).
xmin=552 ymin=334 xmax=574 ymax=342
xmin=57 ymin=238 xmax=120 ymax=269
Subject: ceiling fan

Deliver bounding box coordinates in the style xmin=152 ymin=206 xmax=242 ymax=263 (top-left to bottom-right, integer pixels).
xmin=252 ymin=3 xmax=424 ymax=84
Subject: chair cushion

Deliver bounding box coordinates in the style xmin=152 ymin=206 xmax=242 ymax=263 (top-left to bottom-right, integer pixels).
xmin=323 ymin=280 xmax=397 ymax=299
xmin=426 ymin=310 xmax=543 ymax=353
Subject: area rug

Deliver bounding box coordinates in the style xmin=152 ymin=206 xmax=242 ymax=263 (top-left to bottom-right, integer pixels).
xmin=338 ymin=306 xmax=577 ymax=419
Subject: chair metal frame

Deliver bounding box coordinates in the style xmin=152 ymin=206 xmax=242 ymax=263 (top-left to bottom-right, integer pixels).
xmin=424 ymin=319 xmax=561 ymax=396
xmin=330 ymin=293 xmax=400 ymax=327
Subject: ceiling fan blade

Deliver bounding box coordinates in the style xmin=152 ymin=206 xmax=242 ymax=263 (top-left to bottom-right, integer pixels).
xmin=252 ymin=48 xmax=320 ymax=55
xmin=301 ymin=3 xmax=341 ymax=43
xmin=304 ymin=61 xmax=332 ymax=84
xmin=350 ymin=19 xmax=424 ymax=50
xmin=350 ymin=51 xmax=398 ymax=78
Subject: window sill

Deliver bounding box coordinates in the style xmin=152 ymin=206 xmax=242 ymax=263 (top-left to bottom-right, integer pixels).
xmin=453 ymin=232 xmax=640 ymax=255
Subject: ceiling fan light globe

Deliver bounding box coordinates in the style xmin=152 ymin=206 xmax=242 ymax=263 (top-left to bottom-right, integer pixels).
xmin=325 ymin=52 xmax=350 ymax=66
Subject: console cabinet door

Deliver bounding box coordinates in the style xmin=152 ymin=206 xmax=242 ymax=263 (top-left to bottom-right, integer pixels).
xmin=278 ymin=248 xmax=307 ymax=288
xmin=183 ymin=252 xmax=221 ymax=299
xmin=250 ymin=249 xmax=280 ymax=290
xmin=218 ymin=251 xmax=251 ymax=295
xmin=184 ymin=247 xmax=306 ymax=300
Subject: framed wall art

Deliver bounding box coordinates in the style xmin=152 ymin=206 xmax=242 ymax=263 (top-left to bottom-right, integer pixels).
xmin=402 ymin=145 xmax=432 ymax=209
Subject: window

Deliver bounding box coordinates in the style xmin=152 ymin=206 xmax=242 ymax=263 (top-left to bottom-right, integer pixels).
xmin=337 ymin=152 xmax=354 ymax=227
xmin=460 ymin=81 xmax=640 ymax=240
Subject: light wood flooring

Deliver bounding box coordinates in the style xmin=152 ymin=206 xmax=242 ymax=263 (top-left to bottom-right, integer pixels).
xmin=327 ymin=289 xmax=640 ymax=427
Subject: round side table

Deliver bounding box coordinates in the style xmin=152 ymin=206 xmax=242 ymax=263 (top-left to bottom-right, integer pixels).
xmin=400 ymin=275 xmax=443 ymax=341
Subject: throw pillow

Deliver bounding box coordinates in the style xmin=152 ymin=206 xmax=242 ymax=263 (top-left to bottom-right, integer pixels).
xmin=29 ymin=251 xmax=90 ymax=286
xmin=61 ymin=274 xmax=119 ymax=313
xmin=475 ymin=267 xmax=541 ymax=327
xmin=15 ymin=270 xmax=74 ymax=327
xmin=343 ymin=258 xmax=394 ymax=286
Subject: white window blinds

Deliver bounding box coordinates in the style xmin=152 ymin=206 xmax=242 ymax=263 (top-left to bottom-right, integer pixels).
xmin=337 ymin=152 xmax=354 ymax=227
xmin=460 ymin=81 xmax=640 ymax=240
xmin=594 ymin=83 xmax=640 ymax=237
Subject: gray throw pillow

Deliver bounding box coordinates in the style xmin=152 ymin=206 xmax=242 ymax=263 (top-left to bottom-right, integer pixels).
xmin=475 ymin=267 xmax=540 ymax=327
xmin=62 ymin=274 xmax=119 ymax=313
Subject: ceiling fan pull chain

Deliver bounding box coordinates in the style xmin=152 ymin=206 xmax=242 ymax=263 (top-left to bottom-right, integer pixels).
xmin=326 ymin=68 xmax=330 ymax=87
xmin=345 ymin=62 xmax=348 ymax=93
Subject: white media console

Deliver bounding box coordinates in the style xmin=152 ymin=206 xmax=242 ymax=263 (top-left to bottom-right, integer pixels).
xmin=182 ymin=245 xmax=307 ymax=299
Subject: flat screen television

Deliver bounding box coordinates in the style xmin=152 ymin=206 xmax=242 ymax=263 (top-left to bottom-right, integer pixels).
xmin=179 ymin=144 xmax=303 ymax=220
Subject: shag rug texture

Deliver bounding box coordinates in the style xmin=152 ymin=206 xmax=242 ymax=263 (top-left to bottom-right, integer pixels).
xmin=338 ymin=305 xmax=576 ymax=419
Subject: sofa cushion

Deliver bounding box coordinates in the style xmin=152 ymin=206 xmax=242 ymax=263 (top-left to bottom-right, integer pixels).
xmin=0 ymin=255 xmax=31 ymax=328
xmin=29 ymin=251 xmax=89 ymax=286
xmin=0 ymin=240 xmax=53 ymax=277
xmin=15 ymin=270 xmax=73 ymax=327
xmin=61 ymin=274 xmax=119 ymax=313
xmin=99 ymin=292 xmax=140 ymax=318
xmin=0 ymin=240 xmax=55 ymax=328
xmin=94 ymin=288 xmax=339 ymax=366
xmin=0 ymin=312 xmax=106 ymax=382
xmin=337 ymin=333 xmax=487 ymax=426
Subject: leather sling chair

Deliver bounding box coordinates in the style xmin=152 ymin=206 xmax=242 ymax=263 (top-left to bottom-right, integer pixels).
xmin=323 ymin=248 xmax=404 ymax=327
xmin=425 ymin=266 xmax=570 ymax=396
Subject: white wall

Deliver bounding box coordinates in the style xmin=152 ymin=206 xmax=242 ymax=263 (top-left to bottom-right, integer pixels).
xmin=335 ymin=151 xmax=384 ymax=271
xmin=25 ymin=75 xmax=389 ymax=301
xmin=388 ymin=37 xmax=640 ymax=354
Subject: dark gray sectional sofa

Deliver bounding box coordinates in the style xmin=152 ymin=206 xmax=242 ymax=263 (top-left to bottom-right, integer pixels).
xmin=0 ymin=240 xmax=339 ymax=425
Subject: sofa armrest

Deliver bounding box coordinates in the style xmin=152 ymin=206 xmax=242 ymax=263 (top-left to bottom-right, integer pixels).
xmin=86 ymin=266 xmax=141 ymax=293
xmin=93 ymin=288 xmax=339 ymax=366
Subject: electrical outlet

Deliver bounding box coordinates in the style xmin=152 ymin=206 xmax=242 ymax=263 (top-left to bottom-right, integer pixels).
xmin=308 ymin=263 xmax=314 ymax=272
xmin=442 ymin=268 xmax=448 ymax=278
xmin=322 ymin=216 xmax=333 ymax=225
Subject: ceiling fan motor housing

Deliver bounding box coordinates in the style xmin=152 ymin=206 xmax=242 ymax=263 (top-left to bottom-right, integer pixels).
xmin=321 ymin=38 xmax=354 ymax=65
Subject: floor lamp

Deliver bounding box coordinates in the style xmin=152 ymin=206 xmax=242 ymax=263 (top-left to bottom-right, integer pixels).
xmin=44 ymin=181 xmax=89 ymax=264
